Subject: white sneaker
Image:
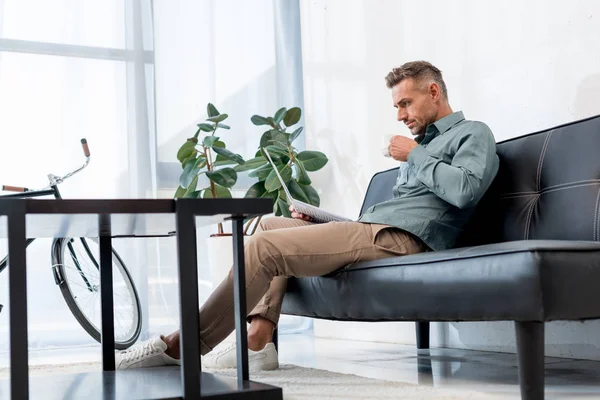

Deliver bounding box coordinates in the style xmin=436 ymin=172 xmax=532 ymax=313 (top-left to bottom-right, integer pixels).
xmin=202 ymin=342 xmax=279 ymax=371
xmin=116 ymin=336 xmax=181 ymax=370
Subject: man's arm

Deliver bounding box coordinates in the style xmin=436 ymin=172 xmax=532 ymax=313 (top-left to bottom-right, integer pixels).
xmin=407 ymin=124 xmax=499 ymax=209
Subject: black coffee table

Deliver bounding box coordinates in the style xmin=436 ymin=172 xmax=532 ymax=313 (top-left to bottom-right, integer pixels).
xmin=0 ymin=198 xmax=281 ymax=399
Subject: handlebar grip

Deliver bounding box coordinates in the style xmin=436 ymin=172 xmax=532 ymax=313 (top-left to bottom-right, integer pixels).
xmin=2 ymin=185 xmax=28 ymax=192
xmin=81 ymin=138 xmax=90 ymax=157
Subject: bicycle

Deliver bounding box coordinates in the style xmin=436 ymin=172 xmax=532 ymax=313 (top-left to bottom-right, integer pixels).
xmin=0 ymin=139 xmax=142 ymax=349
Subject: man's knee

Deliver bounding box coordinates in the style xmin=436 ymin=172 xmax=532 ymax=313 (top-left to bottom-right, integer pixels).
xmin=256 ymin=216 xmax=283 ymax=233
xmin=245 ymin=231 xmax=281 ymax=274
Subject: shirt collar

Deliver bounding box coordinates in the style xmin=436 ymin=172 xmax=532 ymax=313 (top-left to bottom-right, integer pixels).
xmin=416 ymin=111 xmax=465 ymax=144
xmin=429 ymin=111 xmax=465 ymax=135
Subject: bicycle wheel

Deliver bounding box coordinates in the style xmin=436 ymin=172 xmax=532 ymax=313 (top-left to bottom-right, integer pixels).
xmin=52 ymin=237 xmax=142 ymax=349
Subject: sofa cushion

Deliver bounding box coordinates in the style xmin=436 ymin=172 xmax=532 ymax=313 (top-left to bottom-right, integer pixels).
xmin=459 ymin=114 xmax=600 ymax=246
xmin=281 ymin=240 xmax=600 ymax=322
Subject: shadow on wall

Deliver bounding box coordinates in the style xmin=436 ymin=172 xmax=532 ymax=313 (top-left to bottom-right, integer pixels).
xmin=574 ymin=74 xmax=600 ymax=120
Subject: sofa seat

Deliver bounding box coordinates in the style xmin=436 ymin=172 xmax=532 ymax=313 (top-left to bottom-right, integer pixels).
xmin=282 ymin=240 xmax=600 ymax=322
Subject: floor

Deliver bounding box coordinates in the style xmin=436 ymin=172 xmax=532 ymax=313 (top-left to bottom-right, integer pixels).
xmin=277 ymin=334 xmax=600 ymax=400
xmin=2 ymin=333 xmax=600 ymax=399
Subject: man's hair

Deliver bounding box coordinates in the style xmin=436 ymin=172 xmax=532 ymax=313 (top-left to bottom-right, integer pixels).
xmin=385 ymin=61 xmax=448 ymax=100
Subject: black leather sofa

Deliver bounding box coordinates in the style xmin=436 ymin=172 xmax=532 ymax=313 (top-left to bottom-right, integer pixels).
xmin=278 ymin=114 xmax=600 ymax=400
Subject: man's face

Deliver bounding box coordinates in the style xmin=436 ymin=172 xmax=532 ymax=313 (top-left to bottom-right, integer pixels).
xmin=392 ymin=78 xmax=438 ymax=136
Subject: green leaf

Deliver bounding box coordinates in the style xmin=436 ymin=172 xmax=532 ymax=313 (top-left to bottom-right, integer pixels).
xmin=203 ymin=136 xmax=219 ymax=148
xmin=213 ymin=140 xmax=225 ymax=148
xmin=273 ymin=107 xmax=287 ymax=125
xmin=185 ymin=175 xmax=199 ymax=195
xmin=265 ymin=144 xmax=289 ymax=158
xmin=177 ymin=140 xmax=197 ymax=163
xmin=181 ymin=154 xmax=206 ymax=169
xmin=267 ymin=129 xmax=289 ymax=145
xmin=251 ymin=115 xmax=272 ymax=126
xmin=277 ymin=196 xmax=292 ymax=218
xmin=207 ymin=114 xmax=228 ymax=123
xmin=213 ymin=159 xmax=237 ymax=167
xmin=260 ymin=130 xmax=273 ymax=148
xmin=290 ymin=127 xmax=303 ymax=143
xmin=283 ymin=107 xmax=301 ymax=127
xmin=182 ymin=153 xmax=199 ymax=169
xmin=295 ymin=161 xmax=311 ymax=185
xmin=288 ymin=179 xmax=309 ymax=203
xmin=174 ymin=185 xmax=187 ymax=198
xmin=212 ymin=146 xmax=245 ymax=165
xmin=179 ymin=156 xmax=205 ymax=188
xmin=197 ymin=123 xmax=214 ymax=132
xmin=297 ymin=151 xmax=328 ymax=171
xmin=301 ymin=184 xmax=320 ymax=206
xmin=273 ymin=199 xmax=281 ymax=216
xmin=265 ymin=164 xmax=292 ymax=192
xmin=261 ymin=189 xmax=278 ymax=201
xmin=266 ymin=117 xmax=276 ymax=127
xmin=206 ymin=167 xmax=237 ymax=188
xmin=207 ymin=103 xmax=219 ymax=117
xmin=203 ymin=184 xmax=232 ymax=198
xmin=184 ymin=190 xmax=201 ymax=198
xmin=234 ymin=156 xmax=267 ymax=172
xmin=248 ymin=163 xmax=272 ymax=179
xmin=244 ymin=181 xmax=267 ymax=198
xmin=277 ymin=188 xmax=289 ymax=203
xmin=216 ymin=123 xmax=230 ymax=130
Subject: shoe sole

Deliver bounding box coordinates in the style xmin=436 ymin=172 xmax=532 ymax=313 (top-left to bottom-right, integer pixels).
xmin=204 ymin=361 xmax=279 ymax=371
xmin=254 ymin=362 xmax=279 ymax=371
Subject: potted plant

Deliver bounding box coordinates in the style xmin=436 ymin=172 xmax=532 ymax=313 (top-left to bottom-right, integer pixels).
xmin=174 ymin=103 xmax=248 ymax=304
xmin=236 ymin=106 xmax=328 ymax=230
xmin=174 ymin=103 xmax=246 ymax=235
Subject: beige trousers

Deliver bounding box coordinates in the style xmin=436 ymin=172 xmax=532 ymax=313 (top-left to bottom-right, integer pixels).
xmin=198 ymin=217 xmax=427 ymax=355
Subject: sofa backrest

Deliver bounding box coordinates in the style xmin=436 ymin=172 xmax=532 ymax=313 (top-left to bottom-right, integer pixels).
xmin=360 ymin=114 xmax=600 ymax=247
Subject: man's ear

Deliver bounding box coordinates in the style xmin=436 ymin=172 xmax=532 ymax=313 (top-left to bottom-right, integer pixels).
xmin=429 ymin=82 xmax=441 ymax=101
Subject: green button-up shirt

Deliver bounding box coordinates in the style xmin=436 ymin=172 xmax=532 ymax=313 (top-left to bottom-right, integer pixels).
xmin=359 ymin=111 xmax=499 ymax=251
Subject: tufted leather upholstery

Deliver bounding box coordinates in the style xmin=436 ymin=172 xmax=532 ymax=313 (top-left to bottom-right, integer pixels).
xmin=281 ymin=114 xmax=600 ymax=323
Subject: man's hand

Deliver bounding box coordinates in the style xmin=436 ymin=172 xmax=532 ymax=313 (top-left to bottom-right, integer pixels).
xmin=388 ymin=135 xmax=418 ymax=162
xmin=289 ymin=205 xmax=313 ymax=222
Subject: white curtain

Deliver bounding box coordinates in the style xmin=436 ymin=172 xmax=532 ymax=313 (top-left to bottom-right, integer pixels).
xmin=152 ymin=0 xmax=310 ymax=339
xmin=0 ymin=0 xmax=309 ymax=361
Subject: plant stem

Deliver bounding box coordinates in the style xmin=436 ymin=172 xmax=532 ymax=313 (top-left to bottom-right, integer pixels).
xmin=250 ymin=215 xmax=263 ymax=235
xmin=204 ymin=144 xmax=223 ymax=234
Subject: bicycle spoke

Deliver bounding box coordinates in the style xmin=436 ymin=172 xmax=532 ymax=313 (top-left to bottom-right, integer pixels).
xmin=58 ymin=238 xmax=140 ymax=345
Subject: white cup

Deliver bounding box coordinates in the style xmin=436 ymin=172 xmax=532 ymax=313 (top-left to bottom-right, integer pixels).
xmin=381 ymin=134 xmax=395 ymax=157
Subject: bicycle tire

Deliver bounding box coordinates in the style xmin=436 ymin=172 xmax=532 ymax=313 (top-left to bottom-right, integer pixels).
xmin=52 ymin=237 xmax=142 ymax=350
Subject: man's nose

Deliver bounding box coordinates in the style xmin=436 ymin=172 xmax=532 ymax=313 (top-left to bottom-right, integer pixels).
xmin=397 ymin=109 xmax=407 ymax=122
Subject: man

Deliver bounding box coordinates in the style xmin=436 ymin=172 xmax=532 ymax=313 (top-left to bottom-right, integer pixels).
xmin=115 ymin=60 xmax=499 ymax=370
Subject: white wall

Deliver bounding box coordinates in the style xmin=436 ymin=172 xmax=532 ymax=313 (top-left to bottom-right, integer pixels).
xmin=299 ymin=0 xmax=600 ymax=360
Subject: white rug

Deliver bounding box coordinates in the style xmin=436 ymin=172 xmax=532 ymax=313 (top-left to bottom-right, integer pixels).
xmin=0 ymin=362 xmax=499 ymax=399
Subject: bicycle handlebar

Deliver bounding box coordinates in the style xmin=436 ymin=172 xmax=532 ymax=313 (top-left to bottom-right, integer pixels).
xmin=3 ymin=139 xmax=91 ymax=192
xmin=47 ymin=138 xmax=91 ymax=187
xmin=2 ymin=185 xmax=29 ymax=192
xmin=81 ymin=138 xmax=90 ymax=158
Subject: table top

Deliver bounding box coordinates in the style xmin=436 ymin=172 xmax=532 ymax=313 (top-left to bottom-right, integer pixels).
xmin=0 ymin=198 xmax=272 ymax=238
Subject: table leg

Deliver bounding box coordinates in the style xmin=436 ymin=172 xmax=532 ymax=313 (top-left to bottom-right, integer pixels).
xmin=99 ymin=214 xmax=115 ymax=371
xmin=175 ymin=205 xmax=201 ymax=398
xmin=232 ymin=217 xmax=249 ymax=384
xmin=8 ymin=207 xmax=29 ymax=399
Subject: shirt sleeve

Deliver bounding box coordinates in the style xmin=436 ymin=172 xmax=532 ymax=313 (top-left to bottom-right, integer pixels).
xmin=407 ymin=123 xmax=499 ymax=209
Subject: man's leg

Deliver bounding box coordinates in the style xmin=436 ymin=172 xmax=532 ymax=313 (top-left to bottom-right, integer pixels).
xmin=165 ymin=220 xmax=426 ymax=358
xmin=246 ymin=217 xmax=314 ymax=350
xmin=118 ymin=220 xmax=426 ymax=369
